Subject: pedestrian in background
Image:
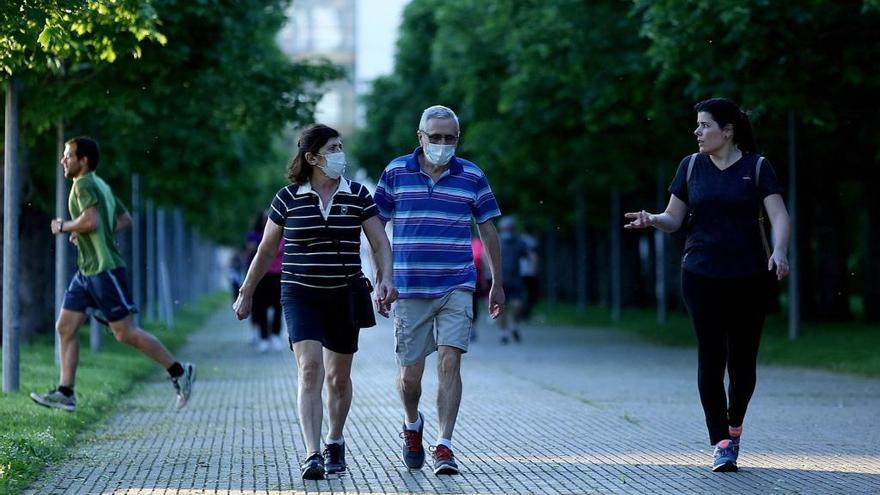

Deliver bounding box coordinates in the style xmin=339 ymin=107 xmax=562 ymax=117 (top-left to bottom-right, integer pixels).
xmin=497 ymin=216 xmax=527 ymax=343
xmin=624 ymin=97 xmax=790 ymax=472
xmin=245 ymin=210 xmax=284 ymax=352
xmin=469 ymin=235 xmax=487 ymax=341
xmin=518 ymin=227 xmax=540 ymax=321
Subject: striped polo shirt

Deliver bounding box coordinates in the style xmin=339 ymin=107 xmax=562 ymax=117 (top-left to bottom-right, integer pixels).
xmin=373 ymin=147 xmax=501 ymax=299
xmin=268 ymin=178 xmax=377 ymax=289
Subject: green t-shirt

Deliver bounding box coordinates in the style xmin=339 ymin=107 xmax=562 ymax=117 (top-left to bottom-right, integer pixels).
xmin=69 ymin=172 xmax=128 ymax=275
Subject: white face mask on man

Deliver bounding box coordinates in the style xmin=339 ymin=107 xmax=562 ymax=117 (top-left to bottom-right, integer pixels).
xmin=318 ymin=151 xmax=347 ymax=179
xmin=423 ymin=143 xmax=456 ymax=166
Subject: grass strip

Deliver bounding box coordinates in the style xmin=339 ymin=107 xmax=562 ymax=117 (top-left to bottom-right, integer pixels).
xmin=0 ymin=292 xmax=226 ymax=495
xmin=534 ymin=303 xmax=880 ymax=378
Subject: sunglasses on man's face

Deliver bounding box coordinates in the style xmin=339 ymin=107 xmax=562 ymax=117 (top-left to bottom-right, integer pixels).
xmin=421 ymin=132 xmax=459 ymax=144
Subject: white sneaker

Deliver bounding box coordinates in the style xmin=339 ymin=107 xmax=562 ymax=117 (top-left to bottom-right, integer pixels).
xmin=257 ymin=339 xmax=270 ymax=353
xmin=270 ymin=335 xmax=284 ymax=351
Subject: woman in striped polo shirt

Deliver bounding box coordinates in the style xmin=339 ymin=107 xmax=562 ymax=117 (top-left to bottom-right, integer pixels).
xmin=234 ymin=124 xmax=397 ymax=480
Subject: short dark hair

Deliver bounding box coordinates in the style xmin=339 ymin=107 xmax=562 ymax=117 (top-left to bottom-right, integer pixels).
xmin=65 ymin=136 xmax=101 ymax=171
xmin=286 ymin=124 xmax=340 ymax=184
xmin=693 ymin=98 xmax=757 ymax=153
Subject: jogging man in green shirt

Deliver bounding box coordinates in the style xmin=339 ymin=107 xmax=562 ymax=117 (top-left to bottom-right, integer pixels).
xmin=30 ymin=137 xmax=195 ymax=412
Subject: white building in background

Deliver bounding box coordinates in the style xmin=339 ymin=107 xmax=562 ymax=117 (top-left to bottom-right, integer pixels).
xmin=278 ymin=0 xmax=409 ymax=135
xmin=277 ymin=0 xmax=357 ymax=137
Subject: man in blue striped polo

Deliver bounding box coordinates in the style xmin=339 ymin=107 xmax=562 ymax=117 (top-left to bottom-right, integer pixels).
xmin=374 ymin=105 xmax=505 ymax=475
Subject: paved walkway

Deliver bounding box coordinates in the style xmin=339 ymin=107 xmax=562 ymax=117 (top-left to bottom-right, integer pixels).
xmin=25 ymin=308 xmax=880 ymax=494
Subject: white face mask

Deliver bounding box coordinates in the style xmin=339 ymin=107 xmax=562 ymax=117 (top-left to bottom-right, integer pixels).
xmin=423 ymin=143 xmax=456 ymax=165
xmin=318 ymin=151 xmax=346 ymax=179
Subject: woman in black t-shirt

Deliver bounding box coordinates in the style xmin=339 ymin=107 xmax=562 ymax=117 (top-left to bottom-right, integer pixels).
xmin=624 ymin=98 xmax=791 ymax=473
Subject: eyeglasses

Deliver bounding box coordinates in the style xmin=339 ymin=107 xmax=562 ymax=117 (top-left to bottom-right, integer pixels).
xmin=419 ymin=131 xmax=459 ymax=144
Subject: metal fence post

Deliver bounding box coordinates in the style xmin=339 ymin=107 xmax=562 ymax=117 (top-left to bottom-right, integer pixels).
xmin=146 ymin=200 xmax=157 ymax=321
xmin=131 ymin=174 xmax=142 ymax=326
xmin=3 ymin=78 xmax=21 ymax=392
xmin=54 ymin=120 xmax=68 ymax=366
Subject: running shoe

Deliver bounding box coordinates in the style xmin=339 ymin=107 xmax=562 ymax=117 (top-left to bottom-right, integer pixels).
xmin=323 ymin=442 xmax=346 ymax=474
xmin=431 ymin=444 xmax=460 ymax=475
xmin=301 ymin=452 xmax=325 ymax=480
xmin=712 ymin=440 xmax=738 ymax=472
xmin=30 ymin=388 xmax=76 ymax=412
xmin=400 ymin=412 xmax=426 ymax=469
xmin=172 ymin=362 xmax=196 ymax=409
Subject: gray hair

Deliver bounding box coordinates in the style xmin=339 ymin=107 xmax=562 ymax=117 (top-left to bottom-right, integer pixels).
xmin=419 ymin=105 xmax=459 ymax=131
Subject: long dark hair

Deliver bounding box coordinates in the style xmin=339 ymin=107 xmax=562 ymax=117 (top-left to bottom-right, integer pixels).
xmin=286 ymin=124 xmax=340 ymax=184
xmin=693 ymin=98 xmax=757 ymax=153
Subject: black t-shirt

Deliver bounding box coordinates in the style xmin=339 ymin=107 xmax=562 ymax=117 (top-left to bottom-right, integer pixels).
xmin=668 ymin=152 xmax=783 ymax=279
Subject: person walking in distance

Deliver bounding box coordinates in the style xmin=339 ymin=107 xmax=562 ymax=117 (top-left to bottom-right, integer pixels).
xmin=518 ymin=227 xmax=540 ymax=321
xmin=497 ymin=216 xmax=528 ymax=344
xmin=469 ymin=235 xmax=487 ymax=341
xmin=234 ymin=124 xmax=397 ymax=480
xmin=246 ymin=209 xmax=285 ymax=352
xmin=373 ymin=105 xmax=505 ymax=475
xmin=624 ymin=98 xmax=790 ymax=472
xmin=30 ymin=137 xmax=195 ymax=412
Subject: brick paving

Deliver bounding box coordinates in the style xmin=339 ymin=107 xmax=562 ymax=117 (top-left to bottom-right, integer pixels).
xmin=25 ymin=308 xmax=880 ymax=494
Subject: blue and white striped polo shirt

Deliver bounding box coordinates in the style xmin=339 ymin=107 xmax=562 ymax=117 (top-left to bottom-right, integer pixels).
xmin=268 ymin=178 xmax=377 ymax=289
xmin=373 ymin=147 xmax=501 ymax=299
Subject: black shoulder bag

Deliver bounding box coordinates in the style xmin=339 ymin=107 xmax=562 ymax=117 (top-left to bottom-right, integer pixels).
xmin=335 ymin=237 xmax=376 ymax=329
xmin=347 ymin=276 xmax=376 ymax=329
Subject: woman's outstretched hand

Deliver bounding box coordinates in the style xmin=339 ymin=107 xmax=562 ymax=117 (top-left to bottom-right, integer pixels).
xmin=623 ymin=210 xmax=654 ymax=229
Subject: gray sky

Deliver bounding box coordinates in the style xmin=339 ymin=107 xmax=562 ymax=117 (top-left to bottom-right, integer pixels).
xmin=356 ymin=0 xmax=409 ymax=87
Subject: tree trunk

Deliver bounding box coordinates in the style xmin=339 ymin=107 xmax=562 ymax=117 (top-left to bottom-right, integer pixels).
xmin=55 ymin=120 xmax=68 ymax=364
xmin=610 ymin=189 xmax=621 ymax=321
xmin=3 ymin=77 xmax=21 ymax=392
xmin=655 ymin=168 xmax=667 ymax=324
xmin=544 ymin=226 xmax=558 ymax=306
xmin=787 ymin=110 xmax=800 ymax=339
xmin=865 ymin=163 xmax=880 ymax=321
xmin=575 ymin=189 xmax=587 ymax=311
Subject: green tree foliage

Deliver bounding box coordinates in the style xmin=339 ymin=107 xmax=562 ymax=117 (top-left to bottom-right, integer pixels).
xmin=352 ymin=0 xmax=445 ymax=174
xmin=357 ymin=0 xmax=684 ymax=228
xmin=357 ymin=0 xmax=880 ymax=320
xmin=637 ymin=0 xmax=880 ymax=318
xmin=432 ymin=0 xmax=672 ymax=228
xmin=5 ymin=0 xmax=341 ymax=244
xmin=1 ymin=0 xmax=164 ymax=76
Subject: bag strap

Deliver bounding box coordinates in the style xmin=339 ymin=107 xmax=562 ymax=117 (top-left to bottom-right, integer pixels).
xmin=685 ymin=153 xmax=699 ymax=183
xmin=755 ymin=155 xmax=766 ymax=216
xmin=754 ymin=155 xmax=772 ymax=258
xmin=684 ymin=153 xmax=699 ymax=219
xmin=755 ymin=155 xmax=764 ymax=188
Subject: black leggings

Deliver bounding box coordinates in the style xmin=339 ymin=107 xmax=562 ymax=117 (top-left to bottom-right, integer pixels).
xmin=681 ymin=269 xmax=768 ymax=445
xmin=252 ymin=273 xmax=282 ymax=339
